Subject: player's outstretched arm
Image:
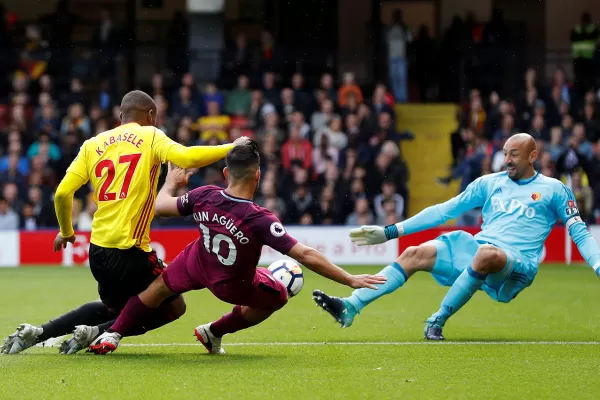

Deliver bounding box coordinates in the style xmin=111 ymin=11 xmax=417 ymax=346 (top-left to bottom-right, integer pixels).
xmin=286 ymin=243 xmax=387 ymax=289
xmin=165 ymin=136 xmax=251 ymax=169
xmin=53 ymin=172 xmax=87 ymax=251
xmin=555 ymin=185 xmax=600 ymax=278
xmin=350 ymin=177 xmax=488 ymax=246
xmin=155 ymin=162 xmax=192 ymax=217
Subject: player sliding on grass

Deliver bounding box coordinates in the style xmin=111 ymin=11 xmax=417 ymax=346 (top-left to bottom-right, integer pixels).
xmin=2 ymin=90 xmax=240 ymax=355
xmin=314 ymin=133 xmax=600 ymax=340
xmin=86 ymin=139 xmax=386 ymax=355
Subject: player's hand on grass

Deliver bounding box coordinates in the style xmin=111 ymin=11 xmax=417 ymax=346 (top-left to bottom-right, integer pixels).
xmin=166 ymin=162 xmax=192 ymax=187
xmin=349 ymin=225 xmax=388 ymax=246
xmin=53 ymin=232 xmax=76 ymax=252
xmin=347 ymin=274 xmax=387 ymax=290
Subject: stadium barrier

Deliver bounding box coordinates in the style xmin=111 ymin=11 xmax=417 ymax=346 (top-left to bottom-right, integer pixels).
xmin=0 ymin=226 xmax=590 ymax=267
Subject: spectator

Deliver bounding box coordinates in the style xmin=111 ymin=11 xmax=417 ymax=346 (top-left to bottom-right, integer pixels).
xmin=225 ymin=75 xmax=251 ymax=116
xmin=318 ymin=73 xmax=337 ymax=104
xmin=281 ymin=127 xmax=312 ymax=170
xmin=202 ymin=82 xmax=225 ymax=113
xmin=35 ymin=103 xmax=59 ymax=138
xmin=288 ymin=184 xmax=314 ymax=223
xmin=312 ymin=134 xmax=339 ymax=177
xmin=224 ymin=33 xmax=252 ymax=78
xmin=346 ymin=197 xmax=374 ymax=225
xmin=291 ymin=72 xmax=310 ymax=116
xmin=0 ymin=197 xmax=18 ymax=230
xmin=582 ymin=102 xmax=599 ymax=142
xmin=280 ymin=88 xmax=298 ymax=123
xmin=492 ymin=113 xmax=516 ymax=150
xmin=338 ymin=72 xmax=363 ymax=107
xmin=413 ymin=25 xmax=436 ymax=102
xmin=344 ymin=113 xmax=362 ymax=147
xmin=3 ymin=182 xmax=19 ymax=210
xmin=61 ymin=78 xmax=87 ymax=109
xmin=60 ymin=103 xmax=91 ymax=137
xmin=262 ymin=72 xmax=280 ymax=106
xmin=27 ymin=133 xmax=61 ymax=161
xmin=371 ymin=84 xmax=395 ymax=117
xmin=93 ymin=7 xmax=121 ymax=79
xmin=572 ymin=123 xmax=593 ymax=160
xmin=311 ymin=98 xmax=334 ymax=133
xmin=20 ymin=201 xmax=37 ymax=230
xmin=154 ymin=94 xmax=176 ymax=135
xmin=255 ymin=110 xmax=285 ymax=146
xmin=257 ymin=30 xmax=280 ymax=74
xmin=172 ymin=86 xmax=201 ymax=121
xmin=529 ymin=115 xmax=548 ymax=142
xmin=374 ymin=180 xmax=405 ymax=222
xmin=198 ymin=101 xmax=230 ymax=143
xmin=313 ymin=115 xmax=348 ymax=151
xmin=385 ymin=9 xmax=412 ymax=103
xmin=289 ymin=111 xmax=311 ymax=139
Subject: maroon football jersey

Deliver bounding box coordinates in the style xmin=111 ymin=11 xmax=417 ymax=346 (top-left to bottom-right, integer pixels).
xmin=176 ymin=185 xmax=298 ymax=285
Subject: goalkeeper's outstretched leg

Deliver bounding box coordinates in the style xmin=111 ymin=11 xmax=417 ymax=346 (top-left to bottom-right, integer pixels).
xmin=313 ymin=242 xmax=437 ymax=328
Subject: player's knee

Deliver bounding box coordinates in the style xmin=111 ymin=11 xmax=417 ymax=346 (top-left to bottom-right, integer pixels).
xmin=169 ymin=295 xmax=187 ymax=318
xmin=398 ymin=245 xmax=436 ymax=274
xmin=472 ymin=245 xmax=506 ymax=274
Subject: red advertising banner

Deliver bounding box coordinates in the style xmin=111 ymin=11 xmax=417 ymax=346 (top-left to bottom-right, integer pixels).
xmin=19 ymin=230 xmax=198 ymax=266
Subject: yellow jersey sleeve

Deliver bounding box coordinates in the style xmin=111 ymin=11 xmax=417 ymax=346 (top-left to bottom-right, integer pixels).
xmin=55 ymin=172 xmax=88 ymax=238
xmin=166 ymin=143 xmax=234 ymax=169
xmin=151 ymin=128 xmax=178 ymax=164
xmin=151 ymin=127 xmax=234 ymax=168
xmin=66 ymin=140 xmax=91 ymax=180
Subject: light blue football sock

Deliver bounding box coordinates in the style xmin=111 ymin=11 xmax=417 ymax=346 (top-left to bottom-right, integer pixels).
xmin=428 ymin=266 xmax=486 ymax=327
xmin=346 ymin=262 xmax=408 ymax=312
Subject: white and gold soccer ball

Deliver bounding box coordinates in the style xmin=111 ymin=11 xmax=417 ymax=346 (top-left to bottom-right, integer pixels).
xmin=267 ymin=260 xmax=304 ymax=297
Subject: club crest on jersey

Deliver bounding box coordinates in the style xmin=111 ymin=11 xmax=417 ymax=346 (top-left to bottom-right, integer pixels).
xmin=531 ymin=192 xmax=541 ymax=201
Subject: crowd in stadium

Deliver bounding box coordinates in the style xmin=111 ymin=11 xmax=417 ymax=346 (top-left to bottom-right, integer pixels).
xmin=1 ymin=4 xmax=600 ymax=230
xmin=442 ymin=64 xmax=600 ymax=226
xmin=0 ymin=5 xmax=414 ymax=230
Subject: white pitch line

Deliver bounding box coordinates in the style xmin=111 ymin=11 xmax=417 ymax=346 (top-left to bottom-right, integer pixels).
xmin=119 ymin=341 xmax=600 ymax=347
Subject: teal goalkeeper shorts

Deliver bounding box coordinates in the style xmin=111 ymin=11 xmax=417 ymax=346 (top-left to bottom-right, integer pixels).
xmin=430 ymin=230 xmax=538 ymax=303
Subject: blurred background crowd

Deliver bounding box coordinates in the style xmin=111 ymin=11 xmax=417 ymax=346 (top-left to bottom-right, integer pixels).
xmin=0 ymin=0 xmax=600 ymax=230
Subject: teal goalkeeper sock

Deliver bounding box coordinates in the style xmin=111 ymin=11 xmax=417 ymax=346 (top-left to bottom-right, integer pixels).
xmin=346 ymin=262 xmax=407 ymax=312
xmin=429 ymin=266 xmax=486 ymax=327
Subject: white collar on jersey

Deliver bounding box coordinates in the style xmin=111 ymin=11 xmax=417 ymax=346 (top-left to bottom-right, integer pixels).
xmin=220 ymin=190 xmax=252 ymax=203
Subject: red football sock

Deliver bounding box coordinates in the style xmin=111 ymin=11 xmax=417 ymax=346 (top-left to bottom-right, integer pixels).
xmin=210 ymin=305 xmax=255 ymax=337
xmin=109 ymin=296 xmax=154 ymax=336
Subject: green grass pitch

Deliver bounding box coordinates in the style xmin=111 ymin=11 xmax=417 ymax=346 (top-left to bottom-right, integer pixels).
xmin=1 ymin=265 xmax=599 ymax=399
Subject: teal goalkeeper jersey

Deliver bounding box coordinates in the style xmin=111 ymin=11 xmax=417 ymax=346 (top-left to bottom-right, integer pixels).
xmin=401 ymin=171 xmax=600 ymax=268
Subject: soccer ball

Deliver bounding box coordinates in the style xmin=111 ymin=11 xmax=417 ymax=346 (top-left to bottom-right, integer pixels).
xmin=267 ymin=260 xmax=304 ymax=297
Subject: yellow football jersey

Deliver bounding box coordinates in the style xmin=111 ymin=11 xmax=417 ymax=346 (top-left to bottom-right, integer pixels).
xmin=62 ymin=123 xmax=233 ymax=252
xmin=65 ymin=123 xmax=175 ymax=251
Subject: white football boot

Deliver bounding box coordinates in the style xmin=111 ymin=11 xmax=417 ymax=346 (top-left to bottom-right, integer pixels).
xmin=194 ymin=323 xmax=225 ymax=355
xmin=1 ymin=324 xmax=43 ymax=355
xmin=59 ymin=325 xmax=99 ymax=355
xmin=88 ymin=331 xmax=121 ymax=355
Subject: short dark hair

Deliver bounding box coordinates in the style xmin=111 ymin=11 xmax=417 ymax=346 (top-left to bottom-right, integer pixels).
xmin=225 ymin=139 xmax=260 ymax=180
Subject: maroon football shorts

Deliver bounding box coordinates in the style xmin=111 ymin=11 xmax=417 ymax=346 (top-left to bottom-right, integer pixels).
xmin=163 ymin=250 xmax=288 ymax=311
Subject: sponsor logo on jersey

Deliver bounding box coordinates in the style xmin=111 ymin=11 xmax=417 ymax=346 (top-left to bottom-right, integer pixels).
xmin=531 ymin=192 xmax=541 ymax=201
xmin=492 ymin=188 xmax=503 ymax=196
xmin=270 ymin=222 xmax=286 ymax=237
xmin=491 ymin=198 xmax=536 ymax=218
